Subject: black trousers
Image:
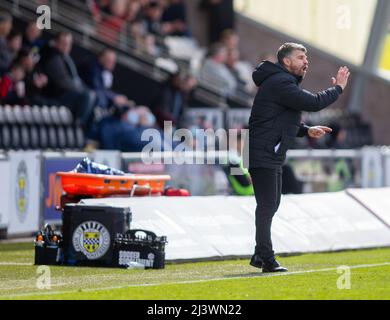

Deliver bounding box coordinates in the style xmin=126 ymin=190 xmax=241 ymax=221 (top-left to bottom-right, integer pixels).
xmin=249 ymin=166 xmax=282 ymax=263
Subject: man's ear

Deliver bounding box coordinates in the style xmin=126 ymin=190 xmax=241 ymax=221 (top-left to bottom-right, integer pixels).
xmin=283 ymin=57 xmax=290 ymax=67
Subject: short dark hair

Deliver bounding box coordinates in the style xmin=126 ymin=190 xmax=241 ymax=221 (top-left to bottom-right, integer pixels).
xmin=277 ymin=42 xmax=307 ymax=66
xmin=55 ymin=31 xmax=72 ymax=41
xmin=148 ymin=1 xmax=160 ymax=9
xmin=7 ymin=28 xmax=22 ymax=41
xmin=98 ymin=48 xmax=115 ymax=58
xmin=14 ymin=47 xmax=32 ymax=63
xmin=9 ymin=62 xmax=25 ymax=72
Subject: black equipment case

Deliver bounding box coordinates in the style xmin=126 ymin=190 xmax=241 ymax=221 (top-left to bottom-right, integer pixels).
xmin=62 ymin=204 xmax=132 ymax=267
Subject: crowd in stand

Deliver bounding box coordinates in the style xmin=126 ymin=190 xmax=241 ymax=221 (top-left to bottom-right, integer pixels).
xmin=0 ymin=12 xmax=158 ymax=150
xmin=0 ymin=0 xmax=260 ymax=152
xmin=87 ymin=0 xmax=256 ymax=97
xmin=3 ymin=1 xmax=361 ymax=152
xmin=88 ymin=0 xmax=190 ymax=47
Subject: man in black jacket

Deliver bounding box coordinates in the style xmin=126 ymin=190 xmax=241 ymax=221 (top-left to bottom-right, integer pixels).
xmin=40 ymin=32 xmax=95 ymax=129
xmin=248 ymin=42 xmax=350 ymax=272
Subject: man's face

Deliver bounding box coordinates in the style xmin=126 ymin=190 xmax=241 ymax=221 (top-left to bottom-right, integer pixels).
xmin=22 ymin=52 xmax=36 ymax=72
xmin=26 ymin=23 xmax=42 ymax=41
xmin=226 ymin=50 xmax=239 ymax=67
xmin=0 ymin=20 xmax=12 ymax=36
xmin=214 ymin=47 xmax=228 ymax=64
xmin=8 ymin=35 xmax=22 ymax=52
xmin=56 ymin=34 xmax=73 ymax=55
xmin=12 ymin=67 xmax=25 ymax=82
xmin=100 ymin=51 xmax=117 ymax=71
xmin=283 ymin=49 xmax=309 ymax=78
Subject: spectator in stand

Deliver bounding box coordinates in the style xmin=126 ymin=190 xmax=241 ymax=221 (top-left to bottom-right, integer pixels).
xmin=161 ymin=0 xmax=191 ymax=37
xmin=226 ymin=48 xmax=256 ymax=94
xmin=0 ymin=63 xmax=26 ymax=105
xmin=199 ymin=42 xmax=237 ymax=95
xmin=13 ymin=48 xmax=48 ymax=106
xmin=89 ymin=103 xmax=159 ymax=152
xmin=127 ymin=0 xmax=143 ymax=23
xmin=40 ymin=32 xmax=96 ymax=128
xmin=98 ymin=0 xmax=129 ymax=44
xmin=143 ymin=1 xmax=165 ymax=36
xmin=0 ymin=12 xmax=13 ymax=75
xmin=129 ymin=21 xmax=147 ymax=45
xmin=87 ymin=0 xmax=111 ymax=23
xmin=220 ymin=29 xmax=239 ymax=51
xmin=80 ymin=48 xmax=133 ymax=110
xmin=137 ymin=33 xmax=161 ymax=56
xmin=151 ymin=70 xmax=197 ymax=128
xmin=6 ymin=29 xmax=23 ymax=64
xmin=22 ymin=21 xmax=45 ymax=52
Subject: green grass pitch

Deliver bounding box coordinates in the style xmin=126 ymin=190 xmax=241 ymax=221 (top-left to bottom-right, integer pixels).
xmin=0 ymin=242 xmax=389 ymax=300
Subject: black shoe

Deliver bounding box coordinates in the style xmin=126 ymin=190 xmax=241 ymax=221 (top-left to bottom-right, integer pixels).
xmin=262 ymin=260 xmax=288 ymax=273
xmin=249 ymin=254 xmax=263 ymax=269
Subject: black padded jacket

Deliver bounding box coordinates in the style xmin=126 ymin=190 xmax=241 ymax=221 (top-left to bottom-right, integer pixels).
xmin=248 ymin=61 xmax=343 ymax=169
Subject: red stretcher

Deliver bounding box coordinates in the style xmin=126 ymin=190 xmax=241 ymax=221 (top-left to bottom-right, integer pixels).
xmin=56 ymin=172 xmax=171 ymax=197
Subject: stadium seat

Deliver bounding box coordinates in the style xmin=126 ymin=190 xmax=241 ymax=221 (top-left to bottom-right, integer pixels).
xmin=22 ymin=105 xmax=34 ymax=125
xmin=41 ymin=106 xmax=53 ymax=125
xmin=10 ymin=124 xmax=21 ymax=149
xmin=47 ymin=126 xmax=58 ymax=149
xmin=29 ymin=125 xmax=40 ymax=149
xmin=74 ymin=126 xmax=86 ymax=149
xmin=20 ymin=125 xmax=30 ymax=149
xmin=57 ymin=126 xmax=67 ymax=149
xmin=13 ymin=105 xmax=25 ymax=124
xmin=4 ymin=105 xmax=16 ymax=124
xmin=32 ymin=105 xmax=44 ymax=125
xmin=0 ymin=125 xmax=11 ymax=149
xmin=58 ymin=106 xmax=74 ymax=126
xmin=65 ymin=126 xmax=76 ymax=149
xmin=49 ymin=106 xmax=62 ymax=126
xmin=39 ymin=126 xmax=49 ymax=149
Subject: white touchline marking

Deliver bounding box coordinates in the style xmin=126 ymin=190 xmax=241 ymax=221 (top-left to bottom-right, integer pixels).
xmin=0 ymin=262 xmax=33 ymax=266
xmin=1 ymin=261 xmax=390 ymax=299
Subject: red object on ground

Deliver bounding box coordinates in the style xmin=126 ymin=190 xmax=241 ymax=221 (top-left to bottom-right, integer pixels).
xmin=57 ymin=172 xmax=171 ymax=197
xmin=164 ymin=188 xmax=191 ymax=197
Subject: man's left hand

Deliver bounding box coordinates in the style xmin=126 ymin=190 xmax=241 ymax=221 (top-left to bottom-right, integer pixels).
xmin=308 ymin=126 xmax=333 ymax=139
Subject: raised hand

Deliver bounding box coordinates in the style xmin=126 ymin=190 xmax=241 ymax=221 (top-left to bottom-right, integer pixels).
xmin=331 ymin=66 xmax=350 ymax=90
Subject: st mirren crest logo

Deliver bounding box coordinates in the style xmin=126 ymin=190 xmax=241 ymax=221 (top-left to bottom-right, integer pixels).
xmin=16 ymin=161 xmax=29 ymax=222
xmin=72 ymin=221 xmax=110 ymax=260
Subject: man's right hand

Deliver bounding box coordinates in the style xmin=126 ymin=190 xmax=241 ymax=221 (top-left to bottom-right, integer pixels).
xmin=332 ymin=66 xmax=350 ymax=90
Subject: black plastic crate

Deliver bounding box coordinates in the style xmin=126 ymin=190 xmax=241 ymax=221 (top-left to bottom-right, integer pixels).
xmin=34 ymin=224 xmax=63 ymax=265
xmin=113 ymin=230 xmax=167 ymax=269
xmin=62 ymin=204 xmax=132 ymax=267
xmin=34 ymin=245 xmax=61 ymax=266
